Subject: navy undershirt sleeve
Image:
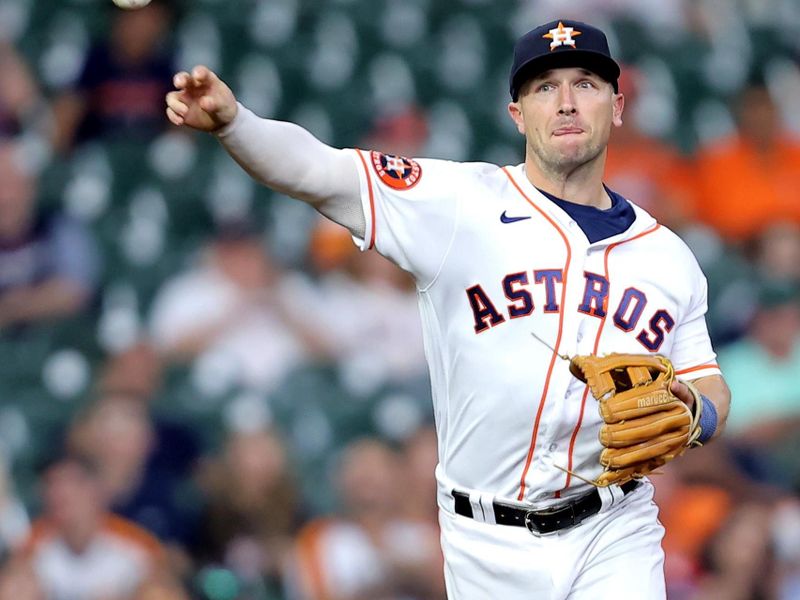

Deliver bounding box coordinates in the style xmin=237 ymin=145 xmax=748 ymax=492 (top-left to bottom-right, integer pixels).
xmin=537 ymin=185 xmax=636 ymax=243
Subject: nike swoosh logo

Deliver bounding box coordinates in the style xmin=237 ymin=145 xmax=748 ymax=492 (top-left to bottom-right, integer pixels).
xmin=500 ymin=211 xmax=531 ymax=224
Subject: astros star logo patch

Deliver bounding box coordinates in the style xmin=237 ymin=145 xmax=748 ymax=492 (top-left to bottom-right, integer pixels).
xmin=371 ymin=151 xmax=422 ymax=190
xmin=543 ymin=21 xmax=581 ymax=51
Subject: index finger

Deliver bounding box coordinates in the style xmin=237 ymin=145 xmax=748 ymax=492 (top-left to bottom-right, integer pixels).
xmin=191 ymin=65 xmax=216 ymax=86
xmin=173 ymin=71 xmax=191 ymax=90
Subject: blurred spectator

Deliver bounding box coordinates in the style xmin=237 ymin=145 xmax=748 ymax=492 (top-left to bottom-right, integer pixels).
xmin=653 ymin=466 xmax=734 ymax=600
xmin=135 ymin=576 xmax=191 ymax=600
xmin=399 ymin=425 xmax=439 ymax=526
xmin=0 ymin=557 xmax=43 ymax=600
xmin=751 ymin=222 xmax=800 ymax=285
xmin=651 ymin=433 xmax=792 ymax=598
xmin=0 ymin=455 xmax=30 ymax=561
xmin=286 ymin=438 xmax=444 ymax=600
xmin=51 ymin=3 xmax=175 ymax=153
xmin=398 ymin=426 xmax=446 ymax=600
xmin=282 ymin=217 xmax=426 ymax=392
xmin=771 ymin=499 xmax=800 ymax=600
xmin=693 ymin=502 xmax=778 ymax=600
xmin=0 ymin=142 xmax=99 ymax=332
xmin=7 ymin=454 xmax=171 ymax=600
xmin=0 ymin=43 xmax=44 ymax=140
xmin=67 ymin=392 xmax=200 ymax=553
xmin=694 ymin=77 xmax=800 ymax=242
xmin=194 ymin=426 xmax=302 ymax=594
xmin=528 ymin=0 xmax=687 ymax=29
xmin=97 ymin=342 xmax=201 ymax=477
xmin=680 ymin=225 xmax=757 ymax=346
xmin=720 ymin=281 xmax=800 ymax=436
xmin=604 ymin=66 xmax=697 ymax=228
xmin=718 ymin=281 xmax=800 ymax=486
xmin=361 ymin=106 xmax=429 ymax=159
xmin=148 ymin=222 xmax=310 ymax=394
xmin=98 ymin=340 xmax=163 ymax=400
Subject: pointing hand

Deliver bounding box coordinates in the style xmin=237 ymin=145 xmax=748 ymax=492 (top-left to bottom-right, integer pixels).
xmin=165 ymin=65 xmax=238 ymax=132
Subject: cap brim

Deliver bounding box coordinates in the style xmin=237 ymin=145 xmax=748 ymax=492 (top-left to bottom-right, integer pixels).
xmin=512 ymin=50 xmax=620 ymax=99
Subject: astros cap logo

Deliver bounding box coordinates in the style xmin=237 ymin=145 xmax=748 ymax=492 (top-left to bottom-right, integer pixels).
xmin=543 ymin=21 xmax=582 ymax=51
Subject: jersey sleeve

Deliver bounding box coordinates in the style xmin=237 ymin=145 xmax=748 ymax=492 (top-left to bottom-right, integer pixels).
xmin=347 ymin=149 xmax=460 ymax=288
xmin=669 ymin=258 xmax=722 ymax=380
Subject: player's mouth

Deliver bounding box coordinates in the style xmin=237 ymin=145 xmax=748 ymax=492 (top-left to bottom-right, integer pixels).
xmin=552 ymin=126 xmax=584 ymax=136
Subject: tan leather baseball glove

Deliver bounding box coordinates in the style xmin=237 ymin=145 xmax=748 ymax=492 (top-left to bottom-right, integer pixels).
xmin=569 ymin=353 xmax=703 ymax=487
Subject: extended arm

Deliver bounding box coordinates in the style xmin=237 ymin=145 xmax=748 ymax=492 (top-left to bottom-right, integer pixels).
xmin=165 ymin=66 xmax=364 ymax=238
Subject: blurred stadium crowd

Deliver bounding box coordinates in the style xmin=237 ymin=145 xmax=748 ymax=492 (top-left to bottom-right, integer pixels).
xmin=0 ymin=0 xmax=800 ymax=598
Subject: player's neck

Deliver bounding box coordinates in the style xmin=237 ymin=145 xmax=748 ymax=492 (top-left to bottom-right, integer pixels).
xmin=523 ymin=153 xmax=610 ymax=209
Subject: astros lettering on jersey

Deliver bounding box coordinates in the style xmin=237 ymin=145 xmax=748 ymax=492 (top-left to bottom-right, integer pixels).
xmin=351 ymin=149 xmax=720 ymax=507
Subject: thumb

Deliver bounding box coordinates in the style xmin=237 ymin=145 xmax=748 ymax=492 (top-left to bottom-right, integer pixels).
xmin=670 ymin=380 xmax=694 ymax=408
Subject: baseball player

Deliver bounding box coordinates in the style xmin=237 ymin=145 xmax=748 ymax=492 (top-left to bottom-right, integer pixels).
xmin=166 ymin=19 xmax=731 ymax=599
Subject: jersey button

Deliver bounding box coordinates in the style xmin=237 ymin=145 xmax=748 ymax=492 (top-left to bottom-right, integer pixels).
xmin=548 ymin=443 xmax=558 ymax=452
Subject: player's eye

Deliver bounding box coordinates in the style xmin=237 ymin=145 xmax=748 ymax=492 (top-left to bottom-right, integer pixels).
xmin=536 ymin=83 xmax=555 ymax=93
xmin=577 ymin=80 xmax=597 ymax=90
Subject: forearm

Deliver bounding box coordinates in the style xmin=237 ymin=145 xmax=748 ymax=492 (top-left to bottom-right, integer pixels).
xmin=0 ymin=279 xmax=89 ymax=326
xmin=156 ymin=324 xmax=226 ymax=360
xmin=691 ymin=374 xmax=731 ymax=442
xmin=214 ymin=104 xmax=364 ymax=237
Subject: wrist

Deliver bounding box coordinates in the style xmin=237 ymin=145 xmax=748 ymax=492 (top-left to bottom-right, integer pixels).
xmin=696 ymin=394 xmax=718 ymax=444
xmin=213 ymin=101 xmax=244 ymax=137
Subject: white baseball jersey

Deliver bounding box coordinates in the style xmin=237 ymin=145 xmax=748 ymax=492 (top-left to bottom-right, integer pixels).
xmin=348 ymin=150 xmax=721 ymax=508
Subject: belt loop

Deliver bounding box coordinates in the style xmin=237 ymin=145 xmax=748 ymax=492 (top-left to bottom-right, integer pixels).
xmin=479 ymin=493 xmax=496 ymax=525
xmin=598 ymin=483 xmax=625 ymax=513
xmin=597 ymin=485 xmax=613 ymax=513
xmin=469 ymin=492 xmax=486 ymax=522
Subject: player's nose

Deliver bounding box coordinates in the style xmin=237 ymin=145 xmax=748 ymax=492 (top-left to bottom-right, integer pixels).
xmin=557 ymin=86 xmax=577 ymax=115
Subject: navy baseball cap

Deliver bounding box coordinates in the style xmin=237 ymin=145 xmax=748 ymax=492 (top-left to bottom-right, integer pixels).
xmin=510 ymin=20 xmax=620 ymax=100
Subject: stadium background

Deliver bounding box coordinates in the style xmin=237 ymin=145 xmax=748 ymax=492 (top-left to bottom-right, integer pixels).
xmin=0 ymin=0 xmax=800 ymax=598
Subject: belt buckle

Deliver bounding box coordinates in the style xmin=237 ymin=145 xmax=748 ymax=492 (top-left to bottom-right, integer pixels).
xmin=524 ymin=503 xmax=577 ymax=537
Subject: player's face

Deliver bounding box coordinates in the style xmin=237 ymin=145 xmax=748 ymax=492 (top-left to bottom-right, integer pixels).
xmin=508 ymin=68 xmax=624 ymax=176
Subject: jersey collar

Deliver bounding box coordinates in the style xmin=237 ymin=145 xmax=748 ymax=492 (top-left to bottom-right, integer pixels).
xmin=507 ymin=163 xmax=658 ymax=247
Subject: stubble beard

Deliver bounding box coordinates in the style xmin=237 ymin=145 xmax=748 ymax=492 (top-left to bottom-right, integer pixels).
xmin=528 ymin=134 xmax=605 ymax=181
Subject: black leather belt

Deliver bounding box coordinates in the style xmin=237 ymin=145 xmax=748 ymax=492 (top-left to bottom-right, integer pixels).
xmin=452 ymin=480 xmax=640 ymax=535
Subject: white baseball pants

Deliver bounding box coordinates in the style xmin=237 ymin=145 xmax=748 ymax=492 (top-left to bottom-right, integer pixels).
xmin=438 ymin=482 xmax=666 ymax=599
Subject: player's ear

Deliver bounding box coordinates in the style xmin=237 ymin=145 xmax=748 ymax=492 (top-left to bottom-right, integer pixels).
xmin=508 ymin=102 xmax=526 ymax=135
xmin=611 ymin=91 xmax=624 ymax=128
